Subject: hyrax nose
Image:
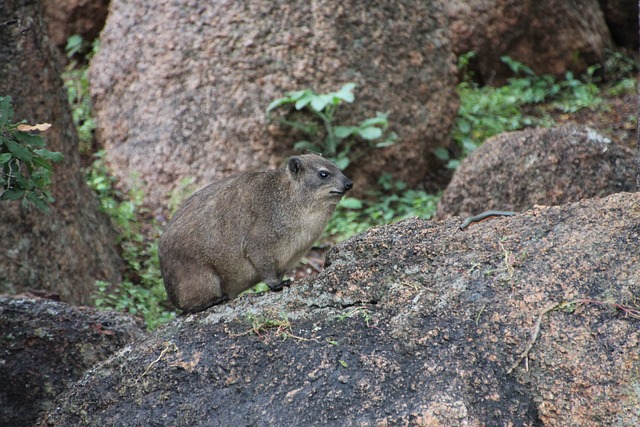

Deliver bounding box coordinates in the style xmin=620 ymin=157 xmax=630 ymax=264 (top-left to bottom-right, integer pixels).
xmin=343 ymin=179 xmax=353 ymax=191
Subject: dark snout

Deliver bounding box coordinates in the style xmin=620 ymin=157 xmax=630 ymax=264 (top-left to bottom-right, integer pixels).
xmin=330 ymin=176 xmax=353 ymax=195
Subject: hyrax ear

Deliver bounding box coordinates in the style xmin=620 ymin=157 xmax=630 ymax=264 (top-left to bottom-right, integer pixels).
xmin=287 ymin=157 xmax=303 ymax=175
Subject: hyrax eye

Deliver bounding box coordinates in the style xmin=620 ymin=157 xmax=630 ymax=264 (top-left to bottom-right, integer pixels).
xmin=318 ymin=170 xmax=330 ymax=179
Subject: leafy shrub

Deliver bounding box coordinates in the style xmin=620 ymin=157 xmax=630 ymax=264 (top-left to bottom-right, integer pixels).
xmin=0 ymin=96 xmax=63 ymax=211
xmin=324 ymin=174 xmax=439 ymax=241
xmin=61 ymin=35 xmax=175 ymax=330
xmin=437 ymin=53 xmax=604 ymax=169
xmin=62 ymin=35 xmax=99 ymax=150
xmin=89 ymin=152 xmax=175 ymax=330
xmin=267 ymin=83 xmax=396 ymax=169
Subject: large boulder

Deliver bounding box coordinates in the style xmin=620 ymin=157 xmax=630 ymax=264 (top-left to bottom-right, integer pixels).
xmin=0 ymin=297 xmax=146 ymax=427
xmin=0 ymin=0 xmax=123 ymax=303
xmin=436 ymin=124 xmax=637 ymax=219
xmin=90 ymin=0 xmax=459 ymax=211
xmin=446 ymin=0 xmax=614 ymax=84
xmin=43 ymin=192 xmax=640 ymax=426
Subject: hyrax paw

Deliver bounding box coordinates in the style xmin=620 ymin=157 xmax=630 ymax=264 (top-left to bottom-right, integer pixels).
xmin=268 ymin=279 xmax=291 ymax=292
xmin=280 ymin=279 xmax=292 ymax=288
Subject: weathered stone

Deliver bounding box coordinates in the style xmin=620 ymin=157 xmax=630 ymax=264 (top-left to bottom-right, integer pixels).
xmin=446 ymin=0 xmax=614 ymax=84
xmin=90 ymin=0 xmax=458 ymax=211
xmin=0 ymin=0 xmax=123 ymax=303
xmin=42 ymin=0 xmax=110 ymax=52
xmin=43 ymin=193 xmax=640 ymax=426
xmin=437 ymin=124 xmax=637 ymax=219
xmin=598 ymin=0 xmax=639 ymax=49
xmin=0 ymin=297 xmax=146 ymax=427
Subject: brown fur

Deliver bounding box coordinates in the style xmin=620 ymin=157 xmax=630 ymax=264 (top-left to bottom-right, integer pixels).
xmin=158 ymin=154 xmax=353 ymax=312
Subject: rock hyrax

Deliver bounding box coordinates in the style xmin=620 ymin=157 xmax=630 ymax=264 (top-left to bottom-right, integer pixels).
xmin=158 ymin=154 xmax=353 ymax=312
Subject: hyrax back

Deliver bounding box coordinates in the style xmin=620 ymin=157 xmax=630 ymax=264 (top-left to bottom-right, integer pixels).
xmin=158 ymin=154 xmax=353 ymax=312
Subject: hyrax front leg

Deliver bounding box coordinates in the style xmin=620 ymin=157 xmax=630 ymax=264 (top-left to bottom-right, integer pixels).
xmin=247 ymin=252 xmax=291 ymax=292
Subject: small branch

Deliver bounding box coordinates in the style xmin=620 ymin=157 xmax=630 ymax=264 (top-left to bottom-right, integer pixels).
xmin=507 ymin=297 xmax=640 ymax=375
xmin=138 ymin=341 xmax=178 ymax=380
xmin=0 ymin=17 xmax=20 ymax=28
xmin=570 ymin=298 xmax=640 ymax=320
xmin=507 ymin=302 xmax=560 ymax=375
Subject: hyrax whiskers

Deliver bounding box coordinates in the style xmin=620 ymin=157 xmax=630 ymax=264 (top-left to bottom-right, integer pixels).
xmin=158 ymin=154 xmax=353 ymax=313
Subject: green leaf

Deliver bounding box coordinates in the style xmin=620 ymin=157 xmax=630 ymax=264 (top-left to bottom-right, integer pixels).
xmin=266 ymin=97 xmax=294 ymax=112
xmin=32 ymin=156 xmax=53 ymax=171
xmin=65 ymin=34 xmax=85 ymax=58
xmin=357 ymin=127 xmax=383 ymax=140
xmin=294 ymin=95 xmax=314 ymax=110
xmin=0 ymin=189 xmax=25 ymax=201
xmin=293 ymin=140 xmax=322 ymax=153
xmin=462 ymin=139 xmax=477 ymax=152
xmin=360 ymin=113 xmax=388 ymax=128
xmin=6 ymin=140 xmax=33 ymax=162
xmin=334 ymin=157 xmax=350 ymax=170
xmin=456 ymin=118 xmax=471 ymax=134
xmin=334 ymin=126 xmax=356 ymax=139
xmin=0 ymin=96 xmax=14 ymax=129
xmin=25 ymin=191 xmax=51 ymax=212
xmin=0 ymin=153 xmax=12 ymax=164
xmin=375 ymin=131 xmax=397 ymax=148
xmin=34 ymin=149 xmax=63 ymax=163
xmin=339 ymin=197 xmax=363 ymax=209
xmin=310 ymin=94 xmax=333 ymax=112
xmin=335 ymin=83 xmax=356 ymax=103
xmin=286 ymin=89 xmax=310 ymax=101
xmin=447 ymin=159 xmax=460 ymax=170
xmin=433 ymin=147 xmax=450 ymax=161
xmin=14 ymin=131 xmax=46 ymax=148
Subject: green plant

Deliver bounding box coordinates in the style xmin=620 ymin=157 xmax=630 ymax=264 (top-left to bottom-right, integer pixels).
xmin=232 ymin=312 xmax=316 ymax=342
xmin=0 ymin=96 xmax=63 ymax=211
xmin=438 ymin=53 xmax=604 ymax=169
xmin=61 ymin=35 xmax=175 ymax=330
xmin=324 ymin=174 xmax=439 ymax=241
xmin=336 ymin=306 xmax=374 ymax=327
xmin=607 ymin=78 xmax=637 ymax=97
xmin=62 ymin=35 xmax=99 ymax=150
xmin=89 ymin=152 xmax=175 ymax=330
xmin=266 ymin=83 xmax=396 ymax=169
xmin=603 ymin=48 xmax=639 ymax=81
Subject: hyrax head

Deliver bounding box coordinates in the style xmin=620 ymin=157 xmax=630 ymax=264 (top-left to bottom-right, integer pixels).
xmin=286 ymin=154 xmax=353 ymax=201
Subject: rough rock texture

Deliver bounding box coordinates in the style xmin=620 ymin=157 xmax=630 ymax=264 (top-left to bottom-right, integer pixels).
xmin=0 ymin=297 xmax=146 ymax=427
xmin=43 ymin=193 xmax=640 ymax=426
xmin=0 ymin=0 xmax=124 ymax=303
xmin=436 ymin=124 xmax=637 ymax=219
xmin=445 ymin=0 xmax=614 ymax=84
xmin=598 ymin=0 xmax=639 ymax=49
xmin=90 ymin=0 xmax=458 ymax=211
xmin=42 ymin=0 xmax=110 ymax=51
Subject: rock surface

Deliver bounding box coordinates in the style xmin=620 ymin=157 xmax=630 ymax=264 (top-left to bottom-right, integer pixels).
xmin=0 ymin=0 xmax=124 ymax=303
xmin=598 ymin=0 xmax=639 ymax=49
xmin=43 ymin=192 xmax=640 ymax=426
xmin=42 ymin=0 xmax=110 ymax=53
xmin=445 ymin=0 xmax=614 ymax=84
xmin=0 ymin=297 xmax=146 ymax=427
xmin=437 ymin=124 xmax=637 ymax=219
xmin=90 ymin=0 xmax=458 ymax=211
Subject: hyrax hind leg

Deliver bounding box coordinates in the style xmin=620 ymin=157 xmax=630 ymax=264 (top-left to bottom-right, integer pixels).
xmin=173 ymin=264 xmax=229 ymax=313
